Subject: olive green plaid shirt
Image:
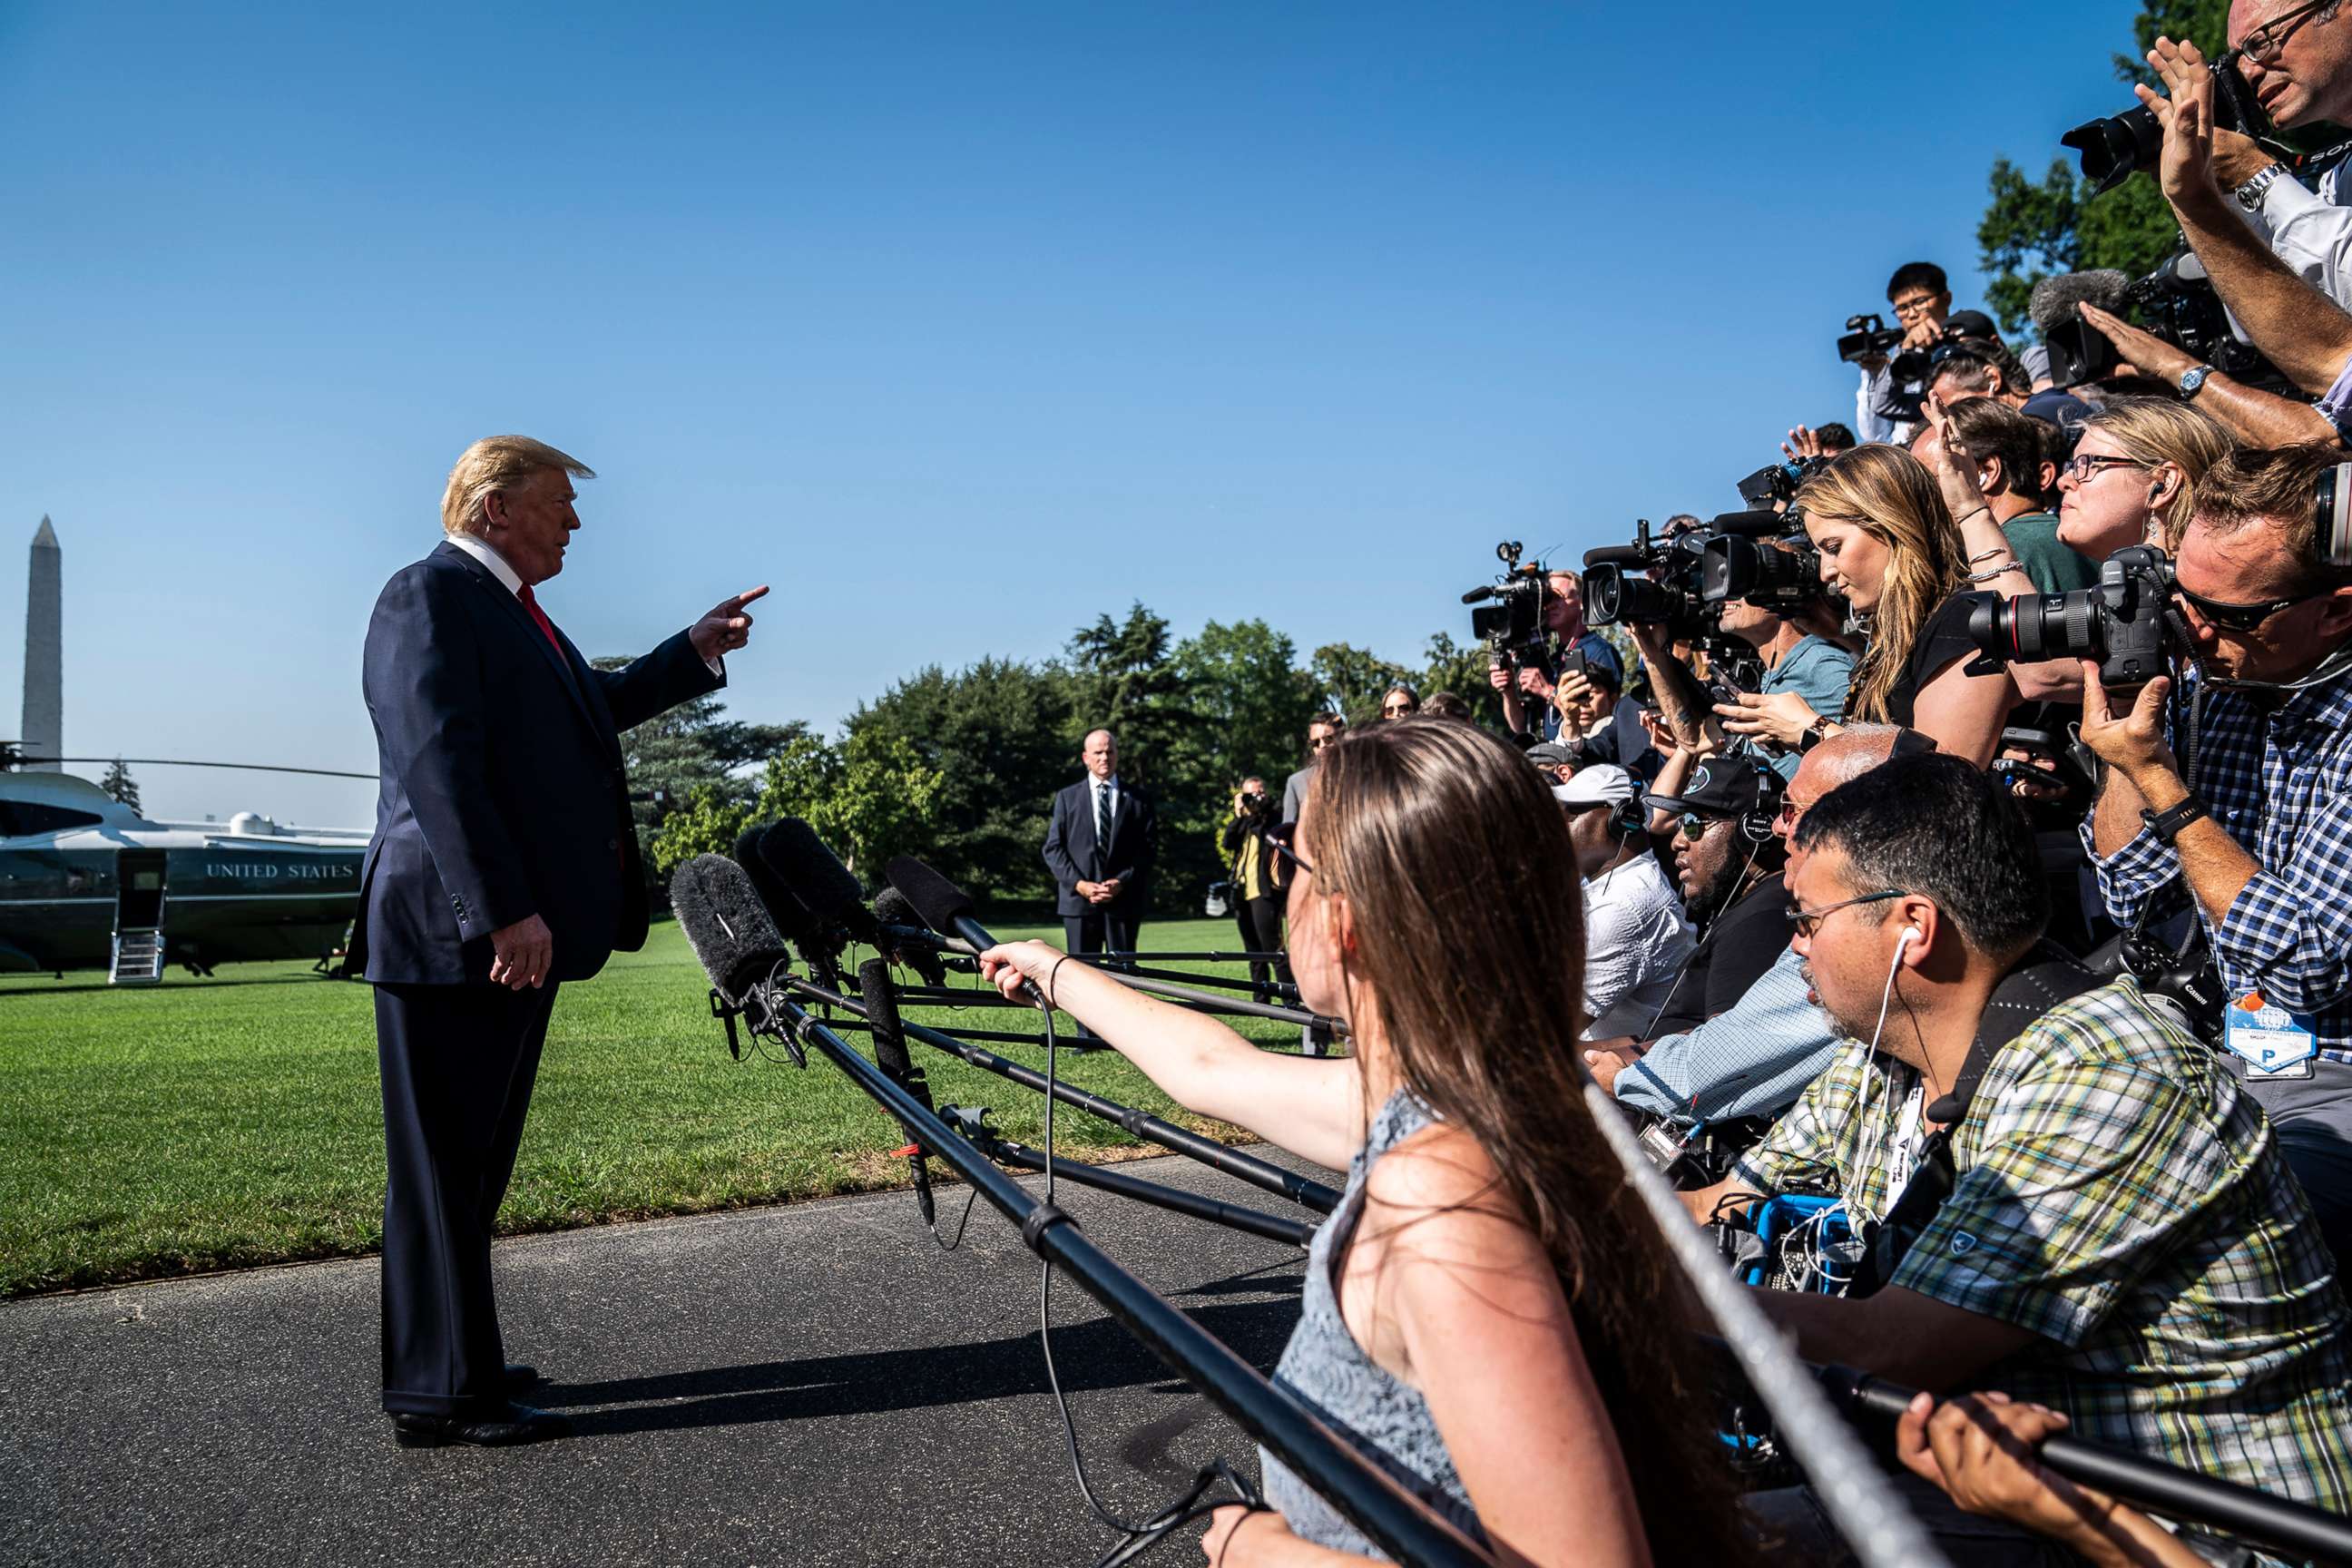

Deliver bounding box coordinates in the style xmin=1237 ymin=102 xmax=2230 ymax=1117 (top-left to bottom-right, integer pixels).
xmin=1733 ymin=980 xmax=2352 ymax=1511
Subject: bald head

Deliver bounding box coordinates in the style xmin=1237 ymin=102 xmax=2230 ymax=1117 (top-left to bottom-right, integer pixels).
xmin=1780 ymin=724 xmax=1935 ymax=841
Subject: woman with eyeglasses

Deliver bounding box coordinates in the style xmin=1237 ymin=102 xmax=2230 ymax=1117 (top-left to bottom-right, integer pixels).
xmin=976 ymin=720 xmax=1758 ymax=1568
xmin=2054 ymin=397 xmax=2236 ymax=558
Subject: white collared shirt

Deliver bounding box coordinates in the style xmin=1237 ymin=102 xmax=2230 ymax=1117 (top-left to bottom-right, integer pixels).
xmin=2242 ymin=161 xmax=2352 ymax=313
xmin=447 ymin=531 xmax=723 ymax=676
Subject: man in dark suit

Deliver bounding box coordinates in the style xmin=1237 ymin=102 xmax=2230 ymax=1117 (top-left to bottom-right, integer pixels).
xmin=1043 ymin=729 xmax=1156 ymax=965
xmin=355 ymin=434 xmax=766 ymax=1447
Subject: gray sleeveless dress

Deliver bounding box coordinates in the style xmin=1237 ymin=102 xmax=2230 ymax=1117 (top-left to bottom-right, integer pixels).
xmin=1259 ymin=1091 xmax=1486 ymax=1558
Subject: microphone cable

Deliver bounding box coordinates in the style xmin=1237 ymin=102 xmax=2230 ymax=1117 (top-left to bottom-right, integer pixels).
xmin=1027 ymin=978 xmax=1270 ymax=1563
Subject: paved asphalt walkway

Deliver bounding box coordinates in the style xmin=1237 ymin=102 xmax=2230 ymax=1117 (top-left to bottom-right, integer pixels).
xmin=1 ymin=1151 xmax=1321 ymax=1568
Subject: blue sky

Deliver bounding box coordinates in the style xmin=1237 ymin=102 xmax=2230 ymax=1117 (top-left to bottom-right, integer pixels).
xmin=0 ymin=0 xmax=2148 ymax=827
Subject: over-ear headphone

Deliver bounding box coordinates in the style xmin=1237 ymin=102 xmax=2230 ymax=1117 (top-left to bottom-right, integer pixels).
xmin=1608 ymin=796 xmax=1646 ymax=840
xmin=2319 ymin=463 xmax=2352 ymax=567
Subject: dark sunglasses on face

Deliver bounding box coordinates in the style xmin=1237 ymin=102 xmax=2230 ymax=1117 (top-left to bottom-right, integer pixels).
xmin=2170 ymin=580 xmax=2333 ymax=634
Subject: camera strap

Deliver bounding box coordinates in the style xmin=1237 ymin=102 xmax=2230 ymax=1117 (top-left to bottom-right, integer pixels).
xmin=1846 ymin=946 xmax=2103 ymax=1299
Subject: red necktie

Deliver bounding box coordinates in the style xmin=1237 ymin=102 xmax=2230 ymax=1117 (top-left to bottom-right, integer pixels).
xmin=517 ymin=583 xmax=566 ymax=662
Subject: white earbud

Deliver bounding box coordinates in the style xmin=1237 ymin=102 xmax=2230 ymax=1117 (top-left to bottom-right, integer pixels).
xmin=1897 ymin=926 xmax=1922 ymax=949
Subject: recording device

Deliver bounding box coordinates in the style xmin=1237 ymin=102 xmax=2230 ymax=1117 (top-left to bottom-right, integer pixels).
xmin=2132 ymin=247 xmax=2289 ymax=388
xmin=1582 ymin=520 xmax=1713 ymax=641
xmin=2030 ymin=270 xmax=2132 ymax=391
xmin=884 ymin=856 xmax=1023 ymax=984
xmin=1961 ymin=544 xmax=2185 ymax=689
xmin=2063 ymin=48 xmax=2268 ymax=196
xmin=1836 ymin=312 xmax=1903 ymax=366
xmin=760 ymin=818 xmax=881 ymax=946
xmin=1697 ymin=507 xmax=1829 ymax=616
xmin=1735 ymin=457 xmax=1828 ymax=512
xmin=1462 ymin=539 xmax=1552 ymax=666
xmin=671 ymin=852 xmax=804 ymax=1065
xmin=1886 ymin=317 xmax=1999 ymax=390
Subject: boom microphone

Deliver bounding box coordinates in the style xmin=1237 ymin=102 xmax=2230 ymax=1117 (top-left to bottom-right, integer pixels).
xmin=1459 ymin=584 xmax=1499 ymax=604
xmin=2030 ymin=270 xmax=2133 ymax=391
xmin=1583 ymin=544 xmax=1653 ymax=569
xmin=671 ymin=853 xmax=792 ymax=1004
xmin=760 ymin=818 xmax=882 ymax=944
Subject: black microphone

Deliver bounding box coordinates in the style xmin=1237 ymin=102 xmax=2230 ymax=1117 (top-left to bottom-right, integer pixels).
xmin=1460 ymin=584 xmax=1499 ymax=604
xmin=859 ymin=956 xmax=936 ymax=1225
xmin=760 ymin=818 xmax=881 ymax=944
xmin=874 ymin=887 xmax=950 ymax=986
xmin=885 ymin=855 xmax=1048 ymax=1007
xmin=1583 ymin=544 xmax=1652 ymax=568
xmin=736 ymin=822 xmax=821 ymax=943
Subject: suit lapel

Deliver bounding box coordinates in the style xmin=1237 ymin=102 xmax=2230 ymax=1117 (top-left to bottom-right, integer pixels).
xmin=435 ymin=543 xmax=608 ymax=748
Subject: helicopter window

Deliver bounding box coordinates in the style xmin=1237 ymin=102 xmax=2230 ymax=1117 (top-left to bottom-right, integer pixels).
xmin=0 ymin=801 xmax=106 ymax=836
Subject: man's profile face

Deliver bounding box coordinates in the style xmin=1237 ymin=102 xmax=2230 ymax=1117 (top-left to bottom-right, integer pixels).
xmin=2233 ymin=0 xmax=2352 ymax=128
xmin=485 ymin=466 xmax=580 ymax=585
xmin=1788 ymin=845 xmax=1896 ymax=1044
xmin=1083 ymin=731 xmax=1118 ymax=779
xmin=2174 ymin=514 xmax=2352 ymax=681
xmin=1673 ymin=815 xmax=1740 ymax=915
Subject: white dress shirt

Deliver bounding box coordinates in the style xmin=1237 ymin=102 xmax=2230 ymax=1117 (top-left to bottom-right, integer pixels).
xmin=2242 ymin=160 xmax=2352 ymax=312
xmin=446 ymin=531 xmax=722 ymax=677
xmin=1579 ymin=851 xmax=1695 ymax=1041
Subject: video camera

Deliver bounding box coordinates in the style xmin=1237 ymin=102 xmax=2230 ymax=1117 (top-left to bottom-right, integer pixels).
xmin=1583 ymin=520 xmax=1712 ymax=642
xmin=1697 ymin=508 xmax=1828 ymax=616
xmin=1962 ymin=544 xmax=2185 ymax=689
xmin=1461 ymin=540 xmax=1552 ymax=668
xmin=1837 ymin=313 xmax=1903 ymax=366
xmin=2063 ymin=48 xmax=2269 ymax=197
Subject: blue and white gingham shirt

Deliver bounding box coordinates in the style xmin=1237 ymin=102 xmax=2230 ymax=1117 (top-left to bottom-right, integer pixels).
xmin=2082 ymin=662 xmax=2352 ymax=1063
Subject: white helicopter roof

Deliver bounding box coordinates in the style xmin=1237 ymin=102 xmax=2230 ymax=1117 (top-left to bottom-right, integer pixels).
xmin=1 ymin=769 xmax=368 ymax=848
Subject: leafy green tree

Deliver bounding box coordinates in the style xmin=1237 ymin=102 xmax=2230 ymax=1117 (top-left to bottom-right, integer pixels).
xmin=1977 ymin=0 xmax=2230 ymax=333
xmin=646 ymin=781 xmax=755 ymax=877
xmin=1417 ymin=631 xmax=1510 ymax=724
xmin=100 ymin=758 xmax=142 ymax=813
xmin=591 ymin=654 xmax=804 ymax=858
xmin=843 ymin=655 xmax=1077 ymax=901
xmin=1309 ymin=642 xmax=1415 ymax=724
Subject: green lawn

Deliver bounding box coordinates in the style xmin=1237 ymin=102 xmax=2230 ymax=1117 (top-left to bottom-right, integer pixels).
xmin=0 ymin=916 xmax=1303 ymax=1297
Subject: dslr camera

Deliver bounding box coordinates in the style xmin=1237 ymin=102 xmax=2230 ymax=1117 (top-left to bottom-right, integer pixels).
xmin=1462 ymin=540 xmax=1552 ymax=667
xmin=1963 ymin=544 xmax=2185 ymax=689
xmin=1583 ymin=520 xmax=1713 ymax=642
xmin=2063 ymin=48 xmax=2268 ymax=196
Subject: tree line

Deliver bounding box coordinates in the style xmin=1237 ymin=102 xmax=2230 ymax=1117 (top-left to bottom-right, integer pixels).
xmin=603 ymin=605 xmax=1514 ymax=910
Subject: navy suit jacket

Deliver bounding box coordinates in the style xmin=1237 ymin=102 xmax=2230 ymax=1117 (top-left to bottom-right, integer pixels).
xmin=353 ymin=540 xmax=723 ymax=985
xmin=1043 ymin=777 xmax=1156 ymax=919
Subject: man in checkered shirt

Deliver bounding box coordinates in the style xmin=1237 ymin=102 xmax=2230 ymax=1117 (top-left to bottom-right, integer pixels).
xmin=2077 ymin=442 xmax=2352 ymax=1265
xmin=1680 ymin=756 xmax=2350 ymax=1562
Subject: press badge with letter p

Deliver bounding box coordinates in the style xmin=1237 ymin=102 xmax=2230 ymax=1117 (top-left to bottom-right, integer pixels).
xmin=2224 ymin=992 xmax=2318 ymax=1081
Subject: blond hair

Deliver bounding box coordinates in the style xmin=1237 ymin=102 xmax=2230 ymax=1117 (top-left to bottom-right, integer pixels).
xmin=1795 ymin=445 xmax=1965 ymax=723
xmin=2079 ymin=397 xmax=2236 ymax=549
xmin=439 ymin=436 xmax=595 ymax=536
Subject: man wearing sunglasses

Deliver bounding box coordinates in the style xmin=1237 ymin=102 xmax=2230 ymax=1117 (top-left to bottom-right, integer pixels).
xmin=2081 ymin=442 xmax=2352 ymax=1261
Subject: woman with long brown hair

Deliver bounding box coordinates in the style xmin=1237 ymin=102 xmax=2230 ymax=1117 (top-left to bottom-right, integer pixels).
xmin=1718 ymin=443 xmax=2024 ymax=766
xmin=977 ymin=720 xmax=1755 ymax=1567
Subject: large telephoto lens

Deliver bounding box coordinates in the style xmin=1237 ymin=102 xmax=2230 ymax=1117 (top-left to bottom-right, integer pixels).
xmin=2063 ymin=105 xmax=2162 ymax=196
xmin=1584 ymin=564 xmax=1680 ymax=627
xmin=1965 ymin=589 xmax=2106 ymax=664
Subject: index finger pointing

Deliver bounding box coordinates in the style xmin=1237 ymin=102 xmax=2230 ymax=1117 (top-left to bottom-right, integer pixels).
xmin=734 ymin=584 xmax=771 ymax=607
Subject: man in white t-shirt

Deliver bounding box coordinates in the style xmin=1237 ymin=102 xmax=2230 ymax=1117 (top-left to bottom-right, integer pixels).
xmin=1559 ymin=764 xmax=1693 ymax=1039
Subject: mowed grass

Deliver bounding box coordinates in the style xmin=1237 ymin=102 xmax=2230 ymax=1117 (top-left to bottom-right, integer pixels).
xmin=0 ymin=916 xmax=1304 ymax=1297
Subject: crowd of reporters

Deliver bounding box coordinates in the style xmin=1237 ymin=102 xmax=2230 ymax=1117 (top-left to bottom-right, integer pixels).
xmin=1163 ymin=19 xmax=2352 ymax=1563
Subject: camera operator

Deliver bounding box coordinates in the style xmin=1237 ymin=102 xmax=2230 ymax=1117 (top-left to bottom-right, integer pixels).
xmin=1561 ymin=763 xmax=1694 ymax=1039
xmin=2055 ymin=397 xmax=2238 ymax=558
xmin=1678 ymin=754 xmax=2352 ymax=1557
xmin=1719 ymin=446 xmax=2026 ymax=766
xmin=2079 ymin=442 xmax=2352 ymax=1260
xmin=1633 ymin=583 xmax=1852 ymax=784
xmin=1584 ymin=725 xmax=1922 ymax=1126
xmin=1488 ymin=569 xmax=1625 ymax=741
xmin=1220 ymin=777 xmax=1289 ymax=1001
xmin=1855 ymin=262 xmax=1952 ymax=445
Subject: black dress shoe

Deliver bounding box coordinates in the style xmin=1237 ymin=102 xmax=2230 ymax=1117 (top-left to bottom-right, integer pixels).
xmin=504 ymin=1362 xmax=543 ymax=1391
xmin=392 ymin=1402 xmax=572 ymax=1448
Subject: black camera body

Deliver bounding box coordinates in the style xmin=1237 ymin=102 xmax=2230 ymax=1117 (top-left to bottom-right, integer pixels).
xmin=1464 ymin=540 xmax=1552 ymax=665
xmin=1734 ymin=456 xmax=1828 ymax=510
xmin=1838 ymin=312 xmax=1903 ymax=366
xmin=1964 ymin=544 xmax=2185 ymax=688
xmin=1238 ymin=789 xmax=1272 ymax=816
xmin=1693 ymin=506 xmax=1832 ymax=620
xmin=1583 ymin=520 xmax=1713 ymax=642
xmin=2063 ymin=49 xmax=2266 ymax=196
xmin=2129 ymin=248 xmax=2290 ymax=389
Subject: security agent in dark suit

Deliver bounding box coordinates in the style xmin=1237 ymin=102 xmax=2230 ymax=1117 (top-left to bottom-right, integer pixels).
xmin=355 ymin=434 xmax=767 ymax=1447
xmin=1044 ymin=729 xmax=1157 ymax=964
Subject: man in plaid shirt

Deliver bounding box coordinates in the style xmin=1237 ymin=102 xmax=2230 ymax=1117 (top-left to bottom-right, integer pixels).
xmin=2078 ymin=443 xmax=2352 ymax=1264
xmin=1682 ymin=757 xmax=2351 ymax=1560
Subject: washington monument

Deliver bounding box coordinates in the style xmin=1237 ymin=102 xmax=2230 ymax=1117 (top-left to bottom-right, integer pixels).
xmin=22 ymin=516 xmax=60 ymax=770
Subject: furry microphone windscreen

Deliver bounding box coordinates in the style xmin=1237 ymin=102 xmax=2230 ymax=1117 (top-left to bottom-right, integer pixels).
xmin=670 ymin=854 xmax=789 ymax=998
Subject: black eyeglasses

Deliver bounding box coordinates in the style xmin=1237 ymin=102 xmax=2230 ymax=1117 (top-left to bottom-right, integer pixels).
xmin=1785 ymin=888 xmax=1906 ymax=939
xmin=2171 ymin=580 xmax=2332 ymax=633
xmin=2059 ymin=453 xmax=2143 ymax=485
xmin=1264 ymin=820 xmax=1314 ymax=877
xmin=2244 ymin=0 xmax=2331 ymax=63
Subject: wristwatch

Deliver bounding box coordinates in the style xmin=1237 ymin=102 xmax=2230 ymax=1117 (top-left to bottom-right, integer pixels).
xmin=2235 ymin=161 xmax=2291 ymax=211
xmin=2177 ymin=363 xmax=2217 ymax=400
xmin=2141 ymin=796 xmax=2210 ymax=846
